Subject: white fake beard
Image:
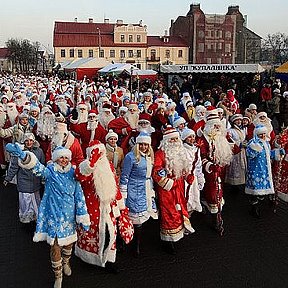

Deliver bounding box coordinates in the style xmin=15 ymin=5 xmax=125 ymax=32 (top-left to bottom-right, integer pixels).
xmin=57 ymin=102 xmax=68 ymax=115
xmin=124 ymin=112 xmax=139 ymax=129
xmin=99 ymin=113 xmax=115 ymax=130
xmin=77 ymin=110 xmax=88 ymax=124
xmin=51 ymin=132 xmax=66 ymax=150
xmin=15 ymin=98 xmax=25 ymax=107
xmin=87 ymin=120 xmax=98 ymax=130
xmin=7 ymin=108 xmax=18 ymax=125
xmin=92 ymin=156 xmax=117 ymax=204
xmin=138 ymin=125 xmax=155 ymax=134
xmin=0 ymin=112 xmax=6 ymax=128
xmin=162 ymin=140 xmax=189 ymax=179
xmin=37 ymin=114 xmax=56 ymax=139
xmin=204 ymin=126 xmax=233 ymax=167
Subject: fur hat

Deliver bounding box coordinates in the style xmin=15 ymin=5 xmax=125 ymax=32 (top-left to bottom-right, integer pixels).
xmin=248 ymin=103 xmax=257 ymax=110
xmin=105 ymin=129 xmax=118 ymax=141
xmin=230 ymin=114 xmax=243 ymax=123
xmin=173 ymin=116 xmax=186 ymax=128
xmin=254 ymin=124 xmax=268 ymax=136
xmin=138 ymin=113 xmax=151 ymax=123
xmin=162 ymin=125 xmax=180 ymax=141
xmin=180 ymin=128 xmax=195 ymax=141
xmin=136 ymin=132 xmax=151 ymax=145
xmin=23 ymin=132 xmax=35 ymax=142
xmin=52 ymin=146 xmax=72 ymax=162
xmin=102 ymin=103 xmax=112 ymax=112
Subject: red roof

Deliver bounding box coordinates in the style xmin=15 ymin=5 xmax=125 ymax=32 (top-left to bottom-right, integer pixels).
xmin=0 ymin=48 xmax=10 ymax=58
xmin=53 ymin=21 xmax=188 ymax=48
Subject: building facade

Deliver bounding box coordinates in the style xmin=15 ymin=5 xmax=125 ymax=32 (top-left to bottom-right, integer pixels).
xmin=53 ymin=19 xmax=189 ymax=69
xmin=169 ymin=4 xmax=261 ymax=64
xmin=0 ymin=48 xmax=12 ymax=71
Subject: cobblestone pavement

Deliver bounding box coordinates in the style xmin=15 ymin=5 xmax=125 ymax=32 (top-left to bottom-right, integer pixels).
xmin=1 ymin=181 xmax=288 ymax=288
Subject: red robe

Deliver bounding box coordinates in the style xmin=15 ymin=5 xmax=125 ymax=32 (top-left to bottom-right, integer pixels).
xmin=70 ymin=122 xmax=107 ymax=156
xmin=152 ymin=149 xmax=193 ymax=242
xmin=198 ymin=136 xmax=226 ymax=213
xmin=74 ymin=162 xmax=125 ymax=266
xmin=46 ymin=133 xmax=84 ymax=167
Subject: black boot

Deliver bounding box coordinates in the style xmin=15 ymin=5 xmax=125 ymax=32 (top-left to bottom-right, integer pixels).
xmin=105 ymin=261 xmax=119 ymax=274
xmin=161 ymin=241 xmax=176 ymax=255
xmin=133 ymin=225 xmax=142 ymax=257
xmin=249 ymin=204 xmax=260 ymax=218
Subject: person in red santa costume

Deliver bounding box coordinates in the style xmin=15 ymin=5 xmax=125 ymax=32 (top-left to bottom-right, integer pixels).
xmin=152 ymin=126 xmax=195 ymax=254
xmin=52 ymin=94 xmax=71 ymax=118
xmin=5 ymin=101 xmax=19 ymax=126
xmin=188 ymin=105 xmax=206 ymax=134
xmin=75 ymin=140 xmax=133 ymax=273
xmin=198 ymin=109 xmax=233 ymax=235
xmin=46 ymin=122 xmax=84 ymax=167
xmin=252 ymin=111 xmax=276 ymax=146
xmin=69 ymin=109 xmax=107 ymax=157
xmin=98 ymin=103 xmax=115 ymax=131
xmin=33 ymin=106 xmax=56 ymax=156
xmin=14 ymin=91 xmax=28 ymax=113
xmin=108 ymin=102 xmax=139 ymax=152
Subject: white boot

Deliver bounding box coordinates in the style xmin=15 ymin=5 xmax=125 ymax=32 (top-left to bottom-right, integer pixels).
xmin=54 ymin=277 xmax=62 ymax=288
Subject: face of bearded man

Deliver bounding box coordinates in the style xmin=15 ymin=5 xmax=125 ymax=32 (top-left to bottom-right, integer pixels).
xmin=51 ymin=131 xmax=67 ymax=150
xmin=99 ymin=111 xmax=115 ymax=130
xmin=124 ymin=110 xmax=139 ymax=130
xmin=6 ymin=105 xmax=18 ymax=125
xmin=203 ymin=123 xmax=233 ymax=167
xmin=56 ymin=100 xmax=68 ymax=115
xmin=87 ymin=116 xmax=99 ymax=130
xmin=161 ymin=138 xmax=189 ymax=179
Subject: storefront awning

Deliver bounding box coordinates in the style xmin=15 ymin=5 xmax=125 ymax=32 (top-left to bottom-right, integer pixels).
xmin=160 ymin=64 xmax=265 ymax=74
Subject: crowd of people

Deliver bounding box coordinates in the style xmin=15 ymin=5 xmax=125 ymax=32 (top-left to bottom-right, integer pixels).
xmin=1 ymin=71 xmax=288 ymax=288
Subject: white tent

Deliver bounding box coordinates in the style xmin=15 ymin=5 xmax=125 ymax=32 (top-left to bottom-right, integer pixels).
xmin=98 ymin=63 xmax=139 ymax=75
xmin=64 ymin=58 xmax=109 ymax=69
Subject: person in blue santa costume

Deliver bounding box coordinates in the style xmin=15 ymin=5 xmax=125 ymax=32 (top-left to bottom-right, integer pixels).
xmin=120 ymin=132 xmax=158 ymax=256
xmin=245 ymin=124 xmax=284 ymax=218
xmin=5 ymin=144 xmax=91 ymax=288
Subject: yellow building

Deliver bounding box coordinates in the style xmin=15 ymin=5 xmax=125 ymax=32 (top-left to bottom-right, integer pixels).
xmin=53 ymin=18 xmax=188 ymax=69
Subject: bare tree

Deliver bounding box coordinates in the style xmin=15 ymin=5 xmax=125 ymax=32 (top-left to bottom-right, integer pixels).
xmin=262 ymin=33 xmax=288 ymax=65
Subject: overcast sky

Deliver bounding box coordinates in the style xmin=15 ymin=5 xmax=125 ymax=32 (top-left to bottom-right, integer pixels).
xmin=0 ymin=0 xmax=286 ymax=52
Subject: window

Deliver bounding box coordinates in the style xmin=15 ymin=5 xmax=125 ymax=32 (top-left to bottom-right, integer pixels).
xmin=165 ymin=50 xmax=170 ymax=58
xmin=136 ymin=35 xmax=141 ymax=42
xmin=136 ymin=50 xmax=141 ymax=58
xmin=207 ymin=58 xmax=212 ymax=64
xmin=225 ymin=43 xmax=231 ymax=53
xmin=219 ymin=31 xmax=223 ymax=38
xmin=129 ymin=35 xmax=133 ymax=42
xmin=128 ymin=50 xmax=133 ymax=58
xmin=78 ymin=49 xmax=83 ymax=58
xmin=120 ymin=35 xmax=125 ymax=42
xmin=99 ymin=49 xmax=104 ymax=58
xmin=225 ymin=31 xmax=231 ymax=39
xmin=218 ymin=43 xmax=223 ymax=50
xmin=88 ymin=49 xmax=93 ymax=58
xmin=178 ymin=50 xmax=183 ymax=58
xmin=61 ymin=49 xmax=65 ymax=58
xmin=136 ymin=64 xmax=141 ymax=69
xmin=120 ymin=50 xmax=125 ymax=58
xmin=110 ymin=50 xmax=115 ymax=58
xmin=198 ymin=43 xmax=204 ymax=53
xmin=198 ymin=30 xmax=205 ymax=38
xmin=217 ymin=58 xmax=222 ymax=64
xmin=69 ymin=49 xmax=74 ymax=58
xmin=207 ymin=43 xmax=212 ymax=50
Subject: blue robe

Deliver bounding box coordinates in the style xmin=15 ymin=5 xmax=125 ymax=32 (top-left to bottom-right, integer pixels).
xmin=245 ymin=136 xmax=278 ymax=196
xmin=31 ymin=159 xmax=90 ymax=246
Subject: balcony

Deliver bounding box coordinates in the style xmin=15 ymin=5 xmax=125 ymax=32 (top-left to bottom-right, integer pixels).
xmin=146 ymin=56 xmax=160 ymax=62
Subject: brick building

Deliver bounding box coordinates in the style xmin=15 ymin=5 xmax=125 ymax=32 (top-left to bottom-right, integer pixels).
xmin=169 ymin=4 xmax=261 ymax=64
xmin=53 ymin=19 xmax=189 ymax=69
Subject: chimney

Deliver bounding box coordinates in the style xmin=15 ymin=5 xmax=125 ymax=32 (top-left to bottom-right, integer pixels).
xmin=116 ymin=19 xmax=123 ymax=25
xmin=74 ymin=17 xmax=78 ymax=23
xmin=164 ymin=30 xmax=168 ymax=36
xmin=227 ymin=5 xmax=240 ymax=15
xmin=104 ymin=18 xmax=109 ymax=24
xmin=88 ymin=18 xmax=93 ymax=23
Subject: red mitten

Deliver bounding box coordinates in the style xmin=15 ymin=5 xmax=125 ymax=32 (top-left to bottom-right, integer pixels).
xmin=89 ymin=148 xmax=103 ymax=168
xmin=118 ymin=208 xmax=134 ymax=244
xmin=186 ymin=174 xmax=195 ymax=185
